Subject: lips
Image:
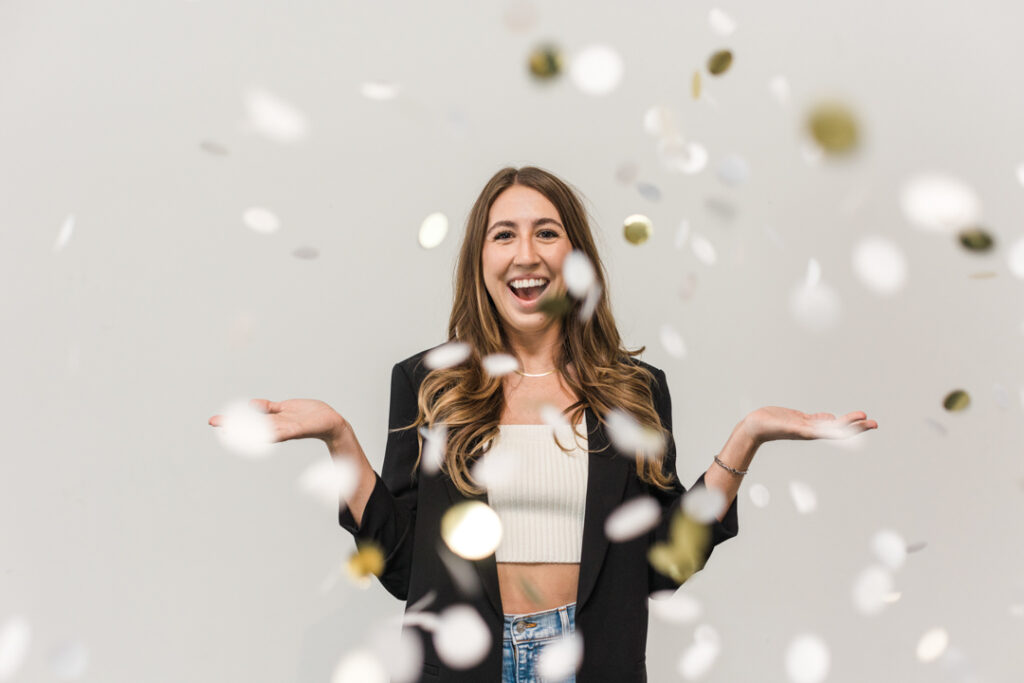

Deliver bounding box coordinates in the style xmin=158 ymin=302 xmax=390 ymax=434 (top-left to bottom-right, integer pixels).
xmin=508 ymin=277 xmax=550 ymax=303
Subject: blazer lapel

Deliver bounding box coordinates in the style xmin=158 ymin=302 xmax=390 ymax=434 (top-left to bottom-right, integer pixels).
xmin=576 ymin=406 xmax=630 ymax=612
xmin=442 ymin=476 xmax=504 ymax=617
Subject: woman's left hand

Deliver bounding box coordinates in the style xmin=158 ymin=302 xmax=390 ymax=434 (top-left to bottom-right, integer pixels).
xmin=741 ymin=407 xmax=878 ymax=446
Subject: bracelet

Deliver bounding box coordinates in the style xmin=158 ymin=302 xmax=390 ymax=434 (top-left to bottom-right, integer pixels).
xmin=714 ymin=454 xmax=748 ymax=476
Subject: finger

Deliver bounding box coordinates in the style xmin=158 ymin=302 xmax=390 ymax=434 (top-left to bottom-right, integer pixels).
xmin=248 ymin=398 xmax=275 ymax=413
xmin=841 ymin=411 xmax=867 ymax=422
xmin=208 ymin=415 xmax=221 ymax=427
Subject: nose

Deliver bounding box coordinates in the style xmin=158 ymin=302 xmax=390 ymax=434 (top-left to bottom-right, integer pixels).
xmin=513 ymin=235 xmax=539 ymax=266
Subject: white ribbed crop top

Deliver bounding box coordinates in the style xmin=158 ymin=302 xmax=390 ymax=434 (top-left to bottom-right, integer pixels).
xmin=480 ymin=423 xmax=588 ymax=563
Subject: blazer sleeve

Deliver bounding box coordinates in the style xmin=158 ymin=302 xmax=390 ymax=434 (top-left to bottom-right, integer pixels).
xmin=647 ymin=366 xmax=739 ymax=593
xmin=338 ymin=361 xmax=420 ymax=600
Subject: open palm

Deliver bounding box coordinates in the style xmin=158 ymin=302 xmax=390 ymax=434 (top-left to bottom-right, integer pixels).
xmin=208 ymin=398 xmax=341 ymax=444
xmin=744 ymin=406 xmax=878 ymax=445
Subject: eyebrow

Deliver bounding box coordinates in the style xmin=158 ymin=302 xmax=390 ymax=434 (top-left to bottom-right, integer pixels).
xmin=487 ymin=217 xmax=564 ymax=233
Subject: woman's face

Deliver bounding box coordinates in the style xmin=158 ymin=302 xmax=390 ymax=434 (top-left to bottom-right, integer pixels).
xmin=481 ymin=184 xmax=573 ymax=338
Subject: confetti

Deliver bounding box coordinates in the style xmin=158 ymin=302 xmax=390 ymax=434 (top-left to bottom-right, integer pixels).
xmin=331 ymin=649 xmax=388 ymax=683
xmin=528 ymin=44 xmax=563 ymax=80
xmin=900 ymin=173 xmax=980 ymax=233
xmin=537 ymin=632 xmax=584 ymax=680
xmin=418 ymin=212 xmax=449 ymax=249
xmin=957 ymin=226 xmax=994 ymax=252
xmin=691 ymin=70 xmax=702 ymax=99
xmin=789 ymin=281 xmax=841 ymax=333
xmin=852 ymin=236 xmax=908 ymax=295
xmin=648 ymin=511 xmax=711 ymax=584
xmin=871 ymin=529 xmax=907 ymax=570
xmin=578 ymin=283 xmax=602 ymax=322
xmin=683 ymin=486 xmax=726 ymax=524
xmin=0 ymin=617 xmax=32 ymax=680
xmin=370 ymin=626 xmax=422 ymax=683
xmin=606 ymin=408 xmax=665 ymax=460
xmin=439 ymin=546 xmax=481 ymax=596
xmin=503 ymin=1 xmax=539 ymax=32
xmin=470 ymin=447 xmax=518 ymax=490
xmin=214 ymin=399 xmax=276 ymax=458
xmin=243 ymin=207 xmax=280 ymax=234
xmin=615 ymin=162 xmax=639 ymax=185
xmin=748 ymin=483 xmax=771 ymax=508
xmin=199 ymin=140 xmax=229 ymax=155
xmin=707 ymin=50 xmax=733 ymax=76
xmin=942 ymin=389 xmax=970 ymax=412
xmin=691 ymin=233 xmax=717 ymax=265
xmin=434 ymin=605 xmax=491 ymax=669
xmin=54 ymin=214 xmax=74 ymax=251
xmin=916 ymin=628 xmax=949 ymax=662
xmin=659 ymin=324 xmax=687 ymax=359
xmin=243 ymin=87 xmax=308 ymax=143
xmin=637 ymin=181 xmax=662 ymax=201
xmin=658 ymin=138 xmax=708 ymax=174
xmin=906 ymin=541 xmax=927 ymax=554
xmin=708 ymin=8 xmax=737 ymax=35
xmin=644 ymin=105 xmax=679 ymax=138
xmin=569 ymin=44 xmax=624 ymax=96
xmin=674 ymin=220 xmax=690 ymax=249
xmin=852 ymin=565 xmax=894 ymax=615
xmin=441 ymin=501 xmax=503 ymax=560
xmin=360 ymin=82 xmax=400 ymax=100
xmin=605 ymin=496 xmax=661 ymax=542
xmin=297 ymin=456 xmax=361 ymax=510
xmin=769 ymin=75 xmax=791 ymax=104
xmin=1009 ymin=236 xmax=1024 ymax=278
xmin=785 ymin=634 xmax=830 ymax=683
xmin=563 ymin=250 xmax=596 ymax=298
xmin=346 ymin=543 xmax=386 ymax=586
xmin=788 ymin=481 xmax=818 ymax=514
xmin=424 ymin=342 xmax=471 ymax=369
xmin=717 ymin=154 xmax=750 ymax=186
xmin=482 ymin=353 xmax=520 ymax=377
xmin=649 ymin=589 xmax=702 ymax=624
xmin=623 ymin=214 xmax=653 ymax=245
xmin=540 ymin=404 xmax=570 ymax=430
xmin=806 ymin=101 xmax=858 ymax=155
xmin=419 ymin=424 xmax=447 ymax=474
xmin=538 ymin=291 xmax=573 ymax=318
xmin=678 ymin=624 xmax=720 ymax=679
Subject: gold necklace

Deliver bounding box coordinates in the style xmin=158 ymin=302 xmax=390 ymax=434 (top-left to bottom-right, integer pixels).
xmin=515 ymin=368 xmax=556 ymax=378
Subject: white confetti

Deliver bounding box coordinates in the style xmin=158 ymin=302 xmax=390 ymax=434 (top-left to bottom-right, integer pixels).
xmin=418 ymin=212 xmax=449 ymax=249
xmin=605 ymin=496 xmax=661 ymax=542
xmin=788 ymin=481 xmax=817 ymax=514
xmin=916 ymin=628 xmax=949 ymax=663
xmin=214 ymin=399 xmax=276 ymax=458
xmin=900 ymin=173 xmax=980 ymax=233
xmin=789 ymin=281 xmax=841 ymax=333
xmin=297 ymin=456 xmax=361 ymax=510
xmin=717 ymin=154 xmax=750 ymax=186
xmin=785 ymin=634 xmax=830 ymax=683
xmin=434 ymin=605 xmax=491 ymax=669
xmin=54 ymin=214 xmax=74 ymax=251
xmin=606 ymin=408 xmax=665 ymax=460
xmin=49 ymin=640 xmax=89 ymax=680
xmin=537 ymin=632 xmax=584 ymax=680
xmin=244 ymin=87 xmax=309 ymax=143
xmin=708 ymin=8 xmax=737 ymax=35
xmin=678 ymin=624 xmax=720 ymax=679
xmin=370 ymin=627 xmax=422 ymax=683
xmin=0 ymin=617 xmax=31 ymax=680
xmin=748 ymin=483 xmax=770 ymax=508
xmin=419 ymin=424 xmax=447 ymax=474
xmin=563 ymin=250 xmax=596 ymax=298
xmin=658 ymin=137 xmax=708 ymax=174
xmin=540 ymin=404 xmax=569 ymax=430
xmin=331 ymin=648 xmax=388 ymax=683
xmin=674 ymin=220 xmax=691 ymax=249
xmin=243 ymin=206 xmax=281 ymax=234
xmin=1008 ymin=235 xmax=1024 ymax=279
xmin=804 ymin=258 xmax=822 ymax=288
xmin=482 ymin=353 xmax=519 ymax=377
xmin=1016 ymin=163 xmax=1024 ymax=187
xmin=360 ymin=82 xmax=400 ymax=100
xmin=683 ymin=486 xmax=726 ymax=524
xmin=769 ymin=75 xmax=791 ymax=105
xmin=691 ymin=233 xmax=717 ymax=265
xmin=659 ymin=324 xmax=687 ymax=359
xmin=578 ymin=282 xmax=602 ymax=322
xmin=852 ymin=564 xmax=894 ymax=615
xmin=649 ymin=589 xmax=702 ymax=624
xmin=871 ymin=529 xmax=907 ymax=570
xmin=644 ymin=105 xmax=679 ymax=139
xmin=424 ymin=342 xmax=471 ymax=370
xmin=470 ymin=448 xmax=518 ymax=490
xmin=569 ymin=44 xmax=624 ymax=96
xmin=441 ymin=501 xmax=502 ymax=561
xmin=852 ymin=236 xmax=908 ymax=295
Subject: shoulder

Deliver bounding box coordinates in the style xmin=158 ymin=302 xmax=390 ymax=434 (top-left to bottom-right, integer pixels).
xmin=623 ymin=355 xmax=667 ymax=388
xmin=393 ymin=344 xmax=447 ymax=389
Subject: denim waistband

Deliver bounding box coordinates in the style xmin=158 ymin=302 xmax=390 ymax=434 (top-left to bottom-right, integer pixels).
xmin=502 ymin=602 xmax=576 ymax=644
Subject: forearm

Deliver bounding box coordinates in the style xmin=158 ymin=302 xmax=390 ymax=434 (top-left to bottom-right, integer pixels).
xmin=324 ymin=420 xmax=379 ymax=529
xmin=701 ymin=418 xmax=760 ymax=521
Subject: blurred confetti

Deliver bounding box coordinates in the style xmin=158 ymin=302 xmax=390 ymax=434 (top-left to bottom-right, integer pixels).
xmin=503 ymin=0 xmax=539 ymax=32
xmin=54 ymin=214 xmax=74 ymax=251
xmin=528 ymin=44 xmax=563 ymax=80
xmin=419 ymin=423 xmax=447 ymax=474
xmin=424 ymin=342 xmax=470 ymax=369
xmin=789 ymin=275 xmax=841 ymax=333
xmin=674 ymin=220 xmax=691 ymax=249
xmin=769 ymin=75 xmax=791 ymax=105
xmin=569 ymin=44 xmax=624 ymax=95
xmin=441 ymin=501 xmax=502 ymax=560
xmin=563 ymin=250 xmax=596 ymax=298
xmin=331 ymin=648 xmax=389 ymax=683
xmin=871 ymin=529 xmax=907 ymax=570
xmin=434 ymin=605 xmax=491 ymax=669
xmin=785 ymin=634 xmax=830 ymax=683
xmin=901 ymin=173 xmax=980 ymax=232
xmin=605 ymin=496 xmax=661 ymax=542
xmin=659 ymin=323 xmax=687 ymax=359
xmin=482 ymin=353 xmax=520 ymax=377
xmin=370 ymin=626 xmax=422 ymax=683
xmin=683 ymin=486 xmax=726 ymax=524
xmin=606 ymin=408 xmax=665 ymax=460
xmin=717 ymin=154 xmax=750 ymax=186
xmin=806 ymin=101 xmax=858 ymax=155
xmin=748 ymin=483 xmax=771 ymax=508
xmin=0 ymin=617 xmax=31 ymax=680
xmin=708 ymin=8 xmax=737 ymax=35
xmin=213 ymin=399 xmax=276 ymax=458
xmin=297 ymin=456 xmax=361 ymax=510
xmin=957 ymin=226 xmax=994 ymax=252
xmin=360 ymin=82 xmax=400 ymax=100
xmin=637 ymin=181 xmax=662 ymax=201
xmin=199 ymin=140 xmax=229 ymax=155
xmin=623 ymin=214 xmax=653 ymax=245
xmin=649 ymin=511 xmax=710 ymax=584
xmin=540 ymin=404 xmax=570 ymax=430
xmin=537 ymin=632 xmax=584 ymax=680
xmin=243 ymin=87 xmax=308 ymax=143
xmin=691 ymin=70 xmax=702 ymax=99
xmin=438 ymin=545 xmax=482 ymax=596
xmin=1009 ymin=235 xmax=1024 ymax=278
xmin=658 ymin=138 xmax=708 ymax=174
xmin=649 ymin=589 xmax=702 ymax=624
xmin=916 ymin=628 xmax=949 ymax=662
xmin=418 ymin=212 xmax=449 ymax=249
xmin=690 ymin=234 xmax=717 ymax=266
xmin=538 ymin=291 xmax=572 ymax=318
xmin=906 ymin=540 xmax=928 ymax=554
xmin=346 ymin=543 xmax=385 ymax=586
xmin=852 ymin=565 xmax=894 ymax=615
xmin=852 ymin=236 xmax=908 ymax=295
xmin=788 ymin=481 xmax=818 ymax=514
xmin=707 ymin=49 xmax=733 ymax=76
xmin=243 ymin=207 xmax=280 ymax=234
xmin=615 ymin=162 xmax=639 ymax=185
xmin=678 ymin=624 xmax=720 ymax=679
xmin=942 ymin=389 xmax=970 ymax=411
xmin=292 ymin=246 xmax=319 ymax=259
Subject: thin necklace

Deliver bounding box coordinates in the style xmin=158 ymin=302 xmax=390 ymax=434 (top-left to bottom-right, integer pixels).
xmin=515 ymin=368 xmax=556 ymax=378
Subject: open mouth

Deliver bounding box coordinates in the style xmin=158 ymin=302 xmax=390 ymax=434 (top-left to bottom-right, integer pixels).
xmin=508 ymin=277 xmax=550 ymax=303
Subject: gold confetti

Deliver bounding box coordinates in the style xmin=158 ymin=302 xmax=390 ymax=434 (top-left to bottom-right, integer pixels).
xmin=691 ymin=70 xmax=702 ymax=99
xmin=958 ymin=226 xmax=995 ymax=252
xmin=441 ymin=501 xmax=503 ymax=560
xmin=707 ymin=49 xmax=733 ymax=76
xmin=537 ymin=291 xmax=572 ymax=318
xmin=623 ymin=214 xmax=653 ymax=245
xmin=648 ymin=511 xmax=710 ymax=584
xmin=346 ymin=543 xmax=385 ymax=585
xmin=942 ymin=389 xmax=970 ymax=411
xmin=806 ymin=101 xmax=859 ymax=155
xmin=528 ymin=44 xmax=563 ymax=80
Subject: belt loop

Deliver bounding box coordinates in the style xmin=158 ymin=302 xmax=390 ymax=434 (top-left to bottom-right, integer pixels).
xmin=559 ymin=605 xmax=570 ymax=634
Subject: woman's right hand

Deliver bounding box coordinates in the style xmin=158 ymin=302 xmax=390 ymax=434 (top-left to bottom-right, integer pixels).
xmin=208 ymin=398 xmax=345 ymax=444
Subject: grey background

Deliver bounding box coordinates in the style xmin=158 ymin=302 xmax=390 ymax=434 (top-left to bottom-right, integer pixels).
xmin=2 ymin=0 xmax=1023 ymax=680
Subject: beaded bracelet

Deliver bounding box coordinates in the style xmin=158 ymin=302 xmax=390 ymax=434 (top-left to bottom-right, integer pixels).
xmin=714 ymin=454 xmax=748 ymax=476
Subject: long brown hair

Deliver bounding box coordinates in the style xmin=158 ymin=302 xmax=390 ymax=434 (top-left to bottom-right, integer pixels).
xmin=411 ymin=166 xmax=676 ymax=495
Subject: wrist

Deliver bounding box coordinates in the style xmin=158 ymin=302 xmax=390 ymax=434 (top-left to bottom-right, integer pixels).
xmin=323 ymin=417 xmax=354 ymax=454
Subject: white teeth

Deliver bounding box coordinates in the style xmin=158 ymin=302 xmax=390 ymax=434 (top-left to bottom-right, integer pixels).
xmin=509 ymin=278 xmax=548 ymax=289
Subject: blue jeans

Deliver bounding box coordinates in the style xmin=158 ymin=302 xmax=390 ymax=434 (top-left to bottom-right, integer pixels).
xmin=501 ymin=602 xmax=577 ymax=683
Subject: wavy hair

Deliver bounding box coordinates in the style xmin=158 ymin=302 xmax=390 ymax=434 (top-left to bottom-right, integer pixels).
xmin=409 ymin=166 xmax=676 ymax=496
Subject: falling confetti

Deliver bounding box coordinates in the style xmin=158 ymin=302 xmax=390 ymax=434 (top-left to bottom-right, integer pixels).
xmin=788 ymin=481 xmax=818 ymax=514
xmin=528 ymin=44 xmax=563 ymax=80
xmin=419 ymin=424 xmax=447 ymax=474
xmin=605 ymin=496 xmax=661 ymax=542
xmin=54 ymin=214 xmax=74 ymax=251
xmin=916 ymin=628 xmax=949 ymax=662
xmin=434 ymin=605 xmax=491 ymax=669
xmin=852 ymin=236 xmax=908 ymax=295
xmin=538 ymin=291 xmax=573 ymax=318
xmin=537 ymin=633 xmax=584 ymax=680
xmin=708 ymin=8 xmax=737 ymax=35
xmin=683 ymin=486 xmax=726 ymax=524
xmin=957 ymin=227 xmax=994 ymax=252
xmin=717 ymin=154 xmax=750 ymax=186
xmin=563 ymin=250 xmax=596 ymax=298
xmin=691 ymin=233 xmax=717 ymax=266
xmin=213 ymin=399 xmax=276 ymax=458
xmin=243 ymin=87 xmax=309 ymax=143
xmin=649 ymin=511 xmax=711 ymax=584
xmin=691 ymin=70 xmax=702 ymax=99
xmin=658 ymin=138 xmax=708 ymax=174
xmin=243 ymin=207 xmax=281 ymax=234
xmin=942 ymin=389 xmax=970 ymax=412
xmin=441 ymin=501 xmax=503 ymax=560
xmin=606 ymin=408 xmax=665 ymax=460
xmin=0 ymin=617 xmax=31 ymax=680
xmin=569 ymin=44 xmax=624 ymax=95
xmin=785 ymin=634 xmax=830 ymax=683
xmin=370 ymin=626 xmax=423 ymax=683
xmin=482 ymin=353 xmax=520 ymax=377
xmin=439 ymin=546 xmax=482 ymax=596
xmin=540 ymin=404 xmax=570 ymax=430
xmin=707 ymin=49 xmax=733 ymax=75
xmin=346 ymin=543 xmax=386 ymax=586
xmin=806 ymin=101 xmax=859 ymax=154
xmin=769 ymin=75 xmax=791 ymax=104
xmin=678 ymin=624 xmax=720 ymax=679
xmin=852 ymin=565 xmax=894 ymax=615
xmin=503 ymin=0 xmax=540 ymax=32
xmin=360 ymin=82 xmax=400 ymax=100
xmin=331 ymin=649 xmax=389 ymax=683
xmin=900 ymin=173 xmax=980 ymax=233
xmin=470 ymin=446 xmax=517 ymax=490
xmin=615 ymin=162 xmax=639 ymax=185
xmin=1009 ymin=236 xmax=1024 ymax=278
xmin=644 ymin=105 xmax=679 ymax=138
xmin=637 ymin=181 xmax=662 ymax=201
xmin=297 ymin=456 xmax=361 ymax=510
xmin=871 ymin=529 xmax=907 ymax=570
xmin=789 ymin=280 xmax=841 ymax=333
xmin=674 ymin=220 xmax=691 ymax=249
xmin=623 ymin=214 xmax=653 ymax=245
xmin=424 ymin=342 xmax=471 ymax=369
xmin=748 ymin=483 xmax=771 ymax=507
xmin=578 ymin=283 xmax=601 ymax=322
xmin=418 ymin=212 xmax=449 ymax=249
xmin=906 ymin=541 xmax=928 ymax=554
xmin=659 ymin=324 xmax=687 ymax=359
xmin=649 ymin=589 xmax=702 ymax=624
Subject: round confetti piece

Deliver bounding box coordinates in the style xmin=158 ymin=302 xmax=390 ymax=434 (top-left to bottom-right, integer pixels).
xmin=537 ymin=633 xmax=583 ymax=680
xmin=605 ymin=496 xmax=661 ymax=542
xmin=347 ymin=543 xmax=386 ymax=584
xmin=916 ymin=628 xmax=949 ymax=662
xmin=424 ymin=341 xmax=471 ymax=370
xmin=658 ymin=138 xmax=708 ymax=174
xmin=244 ymin=87 xmax=309 ymax=143
xmin=637 ymin=181 xmax=661 ymax=201
xmin=852 ymin=564 xmax=894 ymax=615
xmin=769 ymin=75 xmax=791 ymax=104
xmin=942 ymin=389 xmax=970 ymax=411
xmin=538 ymin=291 xmax=572 ymax=318
xmin=563 ymin=250 xmax=596 ymax=298
xmin=789 ymin=281 xmax=841 ymax=332
xmin=528 ymin=44 xmax=563 ymax=80
xmin=0 ymin=617 xmax=32 ymax=680
xmin=644 ymin=105 xmax=677 ymax=138
xmin=852 ymin=236 xmax=908 ymax=295
xmin=691 ymin=233 xmax=717 ymax=266
xmin=707 ymin=49 xmax=733 ymax=75
xmin=370 ymin=626 xmax=423 ymax=683
xmin=683 ymin=487 xmax=726 ymax=523
xmin=297 ymin=456 xmax=361 ymax=510
xmin=806 ymin=101 xmax=858 ymax=154
xmin=441 ymin=501 xmax=503 ymax=560
xmin=569 ymin=44 xmax=624 ymax=95
xmin=623 ymin=214 xmax=653 ymax=245
xmin=958 ymin=226 xmax=994 ymax=252
xmin=717 ymin=154 xmax=750 ymax=186
xmin=748 ymin=483 xmax=770 ymax=508
xmin=214 ymin=399 xmax=276 ymax=458
xmin=901 ymin=173 xmax=980 ymax=232
xmin=243 ymin=207 xmax=280 ymax=234
xmin=677 ymin=625 xmax=720 ymax=679
xmin=789 ymin=481 xmax=818 ymax=514
xmin=606 ymin=408 xmax=665 ymax=460
xmin=418 ymin=212 xmax=449 ymax=249
xmin=708 ymin=8 xmax=737 ymax=35
xmin=482 ymin=353 xmax=519 ymax=377
xmin=659 ymin=324 xmax=686 ymax=359
xmin=434 ymin=605 xmax=491 ymax=669
xmin=332 ymin=649 xmax=388 ymax=683
xmin=871 ymin=529 xmax=907 ymax=570
xmin=649 ymin=589 xmax=702 ymax=624
xmin=785 ymin=634 xmax=830 ymax=683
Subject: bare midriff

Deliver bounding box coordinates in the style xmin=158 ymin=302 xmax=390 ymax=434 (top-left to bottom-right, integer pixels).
xmin=497 ymin=562 xmax=580 ymax=614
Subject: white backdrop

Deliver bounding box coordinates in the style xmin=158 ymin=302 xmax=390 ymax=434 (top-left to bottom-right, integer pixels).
xmin=2 ymin=0 xmax=1023 ymax=680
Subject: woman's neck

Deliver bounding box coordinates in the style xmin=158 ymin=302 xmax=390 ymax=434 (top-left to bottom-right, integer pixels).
xmin=506 ymin=323 xmax=562 ymax=374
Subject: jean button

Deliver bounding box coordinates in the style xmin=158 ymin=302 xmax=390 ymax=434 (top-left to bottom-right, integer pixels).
xmin=515 ymin=622 xmax=526 ymax=634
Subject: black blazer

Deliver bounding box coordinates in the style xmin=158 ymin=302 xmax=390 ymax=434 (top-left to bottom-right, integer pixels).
xmin=339 ymin=348 xmax=739 ymax=682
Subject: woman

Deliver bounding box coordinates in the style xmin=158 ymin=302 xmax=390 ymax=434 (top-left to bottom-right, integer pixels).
xmin=210 ymin=166 xmax=877 ymax=682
